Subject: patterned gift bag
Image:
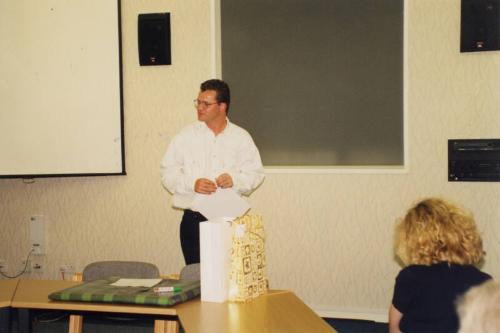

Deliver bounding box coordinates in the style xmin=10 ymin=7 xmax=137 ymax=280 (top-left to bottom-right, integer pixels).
xmin=228 ymin=214 xmax=268 ymax=302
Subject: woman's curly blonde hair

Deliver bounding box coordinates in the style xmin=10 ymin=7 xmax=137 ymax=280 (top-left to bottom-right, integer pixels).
xmin=395 ymin=198 xmax=484 ymax=266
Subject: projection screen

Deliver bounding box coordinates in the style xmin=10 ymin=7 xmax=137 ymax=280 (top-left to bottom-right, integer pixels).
xmin=0 ymin=0 xmax=124 ymax=178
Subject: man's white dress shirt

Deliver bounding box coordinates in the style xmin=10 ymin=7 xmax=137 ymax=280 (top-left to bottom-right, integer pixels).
xmin=160 ymin=120 xmax=264 ymax=209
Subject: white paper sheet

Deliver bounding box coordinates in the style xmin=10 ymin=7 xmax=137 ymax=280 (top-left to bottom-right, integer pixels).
xmin=191 ymin=188 xmax=250 ymax=219
xmin=110 ymin=278 xmax=162 ymax=287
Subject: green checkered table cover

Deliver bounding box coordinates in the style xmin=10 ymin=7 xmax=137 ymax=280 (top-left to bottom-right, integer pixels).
xmin=49 ymin=276 xmax=200 ymax=307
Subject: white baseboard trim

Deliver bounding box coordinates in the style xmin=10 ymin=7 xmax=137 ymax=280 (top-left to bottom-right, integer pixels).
xmin=311 ymin=306 xmax=388 ymax=323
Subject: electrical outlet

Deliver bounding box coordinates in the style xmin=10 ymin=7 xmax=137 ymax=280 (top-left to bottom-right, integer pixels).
xmin=0 ymin=259 xmax=7 ymax=272
xmin=30 ymin=215 xmax=45 ymax=255
xmin=32 ymin=262 xmax=43 ymax=273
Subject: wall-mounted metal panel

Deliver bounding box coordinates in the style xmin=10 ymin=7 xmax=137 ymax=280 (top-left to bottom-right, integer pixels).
xmin=449 ymin=139 xmax=500 ymax=181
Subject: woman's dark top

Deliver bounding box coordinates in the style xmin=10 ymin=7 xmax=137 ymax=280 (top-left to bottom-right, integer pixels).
xmin=392 ymin=262 xmax=492 ymax=333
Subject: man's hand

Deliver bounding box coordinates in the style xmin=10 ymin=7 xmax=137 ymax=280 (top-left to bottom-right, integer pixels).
xmin=194 ymin=178 xmax=217 ymax=194
xmin=215 ymin=173 xmax=233 ymax=189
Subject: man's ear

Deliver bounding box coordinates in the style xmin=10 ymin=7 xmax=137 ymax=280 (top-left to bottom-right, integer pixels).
xmin=220 ymin=102 xmax=228 ymax=114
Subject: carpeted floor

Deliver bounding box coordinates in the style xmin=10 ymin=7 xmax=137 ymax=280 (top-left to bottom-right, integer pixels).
xmin=10 ymin=312 xmax=389 ymax=333
xmin=325 ymin=318 xmax=388 ymax=333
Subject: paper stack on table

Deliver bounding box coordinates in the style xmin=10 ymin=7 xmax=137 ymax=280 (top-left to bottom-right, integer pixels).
xmin=110 ymin=279 xmax=162 ymax=287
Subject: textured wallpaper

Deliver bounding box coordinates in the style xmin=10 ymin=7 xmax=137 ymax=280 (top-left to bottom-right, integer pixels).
xmin=1 ymin=0 xmax=499 ymax=321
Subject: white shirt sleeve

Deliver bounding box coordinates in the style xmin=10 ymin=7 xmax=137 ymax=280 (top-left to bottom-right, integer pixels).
xmin=229 ymin=132 xmax=265 ymax=196
xmin=160 ymin=134 xmax=196 ymax=196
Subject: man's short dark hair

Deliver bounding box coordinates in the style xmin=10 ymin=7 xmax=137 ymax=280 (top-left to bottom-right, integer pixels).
xmin=200 ymin=79 xmax=230 ymax=112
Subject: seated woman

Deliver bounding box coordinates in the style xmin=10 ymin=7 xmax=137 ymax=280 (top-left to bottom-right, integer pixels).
xmin=389 ymin=198 xmax=492 ymax=333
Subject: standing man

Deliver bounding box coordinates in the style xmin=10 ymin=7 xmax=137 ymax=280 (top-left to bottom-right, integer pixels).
xmin=160 ymin=79 xmax=265 ymax=265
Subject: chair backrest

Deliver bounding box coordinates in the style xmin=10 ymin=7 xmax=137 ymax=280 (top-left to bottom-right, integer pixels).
xmin=180 ymin=263 xmax=200 ymax=281
xmin=82 ymin=261 xmax=160 ymax=281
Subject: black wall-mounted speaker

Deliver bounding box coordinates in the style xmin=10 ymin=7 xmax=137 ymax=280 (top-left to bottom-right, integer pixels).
xmin=461 ymin=0 xmax=500 ymax=52
xmin=138 ymin=13 xmax=171 ymax=65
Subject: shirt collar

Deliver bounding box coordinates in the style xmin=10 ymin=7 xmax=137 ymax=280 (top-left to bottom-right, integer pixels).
xmin=197 ymin=118 xmax=232 ymax=135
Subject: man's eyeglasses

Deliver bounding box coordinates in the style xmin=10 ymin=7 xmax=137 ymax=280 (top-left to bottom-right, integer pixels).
xmin=193 ymin=99 xmax=219 ymax=109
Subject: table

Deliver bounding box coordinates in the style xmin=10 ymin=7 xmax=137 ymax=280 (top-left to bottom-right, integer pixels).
xmin=176 ymin=290 xmax=337 ymax=333
xmin=10 ymin=279 xmax=337 ymax=333
xmin=0 ymin=279 xmax=19 ymax=332
xmin=11 ymin=279 xmax=179 ymax=333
